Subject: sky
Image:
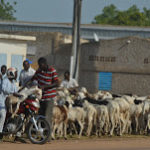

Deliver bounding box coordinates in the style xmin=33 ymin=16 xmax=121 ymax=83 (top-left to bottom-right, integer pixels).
xmin=7 ymin=0 xmax=150 ymax=24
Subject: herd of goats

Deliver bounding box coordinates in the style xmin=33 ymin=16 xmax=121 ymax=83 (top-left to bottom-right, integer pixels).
xmin=7 ymin=86 xmax=150 ymax=140
xmin=51 ymin=87 xmax=150 ymax=139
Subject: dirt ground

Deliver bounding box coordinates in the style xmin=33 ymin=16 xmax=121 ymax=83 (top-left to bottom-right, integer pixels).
xmin=1 ymin=136 xmax=150 ymax=150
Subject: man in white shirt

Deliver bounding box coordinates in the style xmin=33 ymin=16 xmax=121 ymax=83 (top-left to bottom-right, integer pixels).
xmin=19 ymin=60 xmax=35 ymax=87
xmin=60 ymin=71 xmax=79 ymax=94
xmin=0 ymin=65 xmax=7 ymax=80
xmin=0 ymin=67 xmax=18 ymax=141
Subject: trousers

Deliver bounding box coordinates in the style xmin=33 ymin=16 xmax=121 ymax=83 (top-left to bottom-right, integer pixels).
xmin=39 ymin=99 xmax=54 ymax=138
xmin=0 ymin=108 xmax=6 ymax=133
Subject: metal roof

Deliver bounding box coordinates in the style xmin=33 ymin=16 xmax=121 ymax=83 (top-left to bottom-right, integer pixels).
xmin=0 ymin=21 xmax=150 ymax=40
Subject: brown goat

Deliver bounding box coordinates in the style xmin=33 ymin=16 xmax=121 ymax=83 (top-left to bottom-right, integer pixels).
xmin=51 ymin=105 xmax=68 ymax=140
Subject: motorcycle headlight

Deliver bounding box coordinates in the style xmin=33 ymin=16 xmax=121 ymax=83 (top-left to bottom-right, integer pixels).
xmin=32 ymin=101 xmax=40 ymax=108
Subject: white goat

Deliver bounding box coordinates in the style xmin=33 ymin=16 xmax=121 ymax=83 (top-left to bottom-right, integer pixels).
xmin=6 ymin=86 xmax=42 ymax=118
xmin=78 ymin=92 xmax=97 ymax=136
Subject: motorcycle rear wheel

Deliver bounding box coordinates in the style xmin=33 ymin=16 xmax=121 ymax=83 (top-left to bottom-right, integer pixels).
xmin=27 ymin=117 xmax=50 ymax=144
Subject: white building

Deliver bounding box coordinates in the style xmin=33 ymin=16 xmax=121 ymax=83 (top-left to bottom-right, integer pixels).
xmin=0 ymin=34 xmax=36 ymax=77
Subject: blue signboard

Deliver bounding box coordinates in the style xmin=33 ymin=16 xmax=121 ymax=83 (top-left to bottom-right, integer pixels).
xmin=99 ymin=72 xmax=112 ymax=91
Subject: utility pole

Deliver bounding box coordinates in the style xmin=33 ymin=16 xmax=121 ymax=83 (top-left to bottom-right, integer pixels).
xmin=70 ymin=0 xmax=82 ymax=81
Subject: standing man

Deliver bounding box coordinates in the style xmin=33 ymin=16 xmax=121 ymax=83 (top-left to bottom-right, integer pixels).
xmin=19 ymin=60 xmax=35 ymax=87
xmin=60 ymin=70 xmax=79 ymax=94
xmin=0 ymin=65 xmax=7 ymax=80
xmin=32 ymin=57 xmax=59 ymax=139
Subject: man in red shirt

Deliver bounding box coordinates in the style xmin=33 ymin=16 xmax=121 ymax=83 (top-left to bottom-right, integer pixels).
xmin=32 ymin=57 xmax=59 ymax=138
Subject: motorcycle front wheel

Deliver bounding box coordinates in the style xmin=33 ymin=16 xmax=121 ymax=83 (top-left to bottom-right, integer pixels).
xmin=27 ymin=117 xmax=50 ymax=144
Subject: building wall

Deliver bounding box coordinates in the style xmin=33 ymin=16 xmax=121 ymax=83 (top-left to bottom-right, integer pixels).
xmin=0 ymin=31 xmax=88 ymax=72
xmin=0 ymin=34 xmax=36 ymax=82
xmin=49 ymin=36 xmax=150 ymax=95
xmin=112 ymin=73 xmax=150 ymax=95
xmin=0 ymin=31 xmax=68 ymax=69
xmin=0 ymin=39 xmax=26 ymax=68
xmin=45 ymin=44 xmax=72 ymax=80
xmin=81 ymin=37 xmax=150 ymax=74
xmin=79 ymin=37 xmax=150 ymax=95
xmin=1 ymin=30 xmax=149 ymax=95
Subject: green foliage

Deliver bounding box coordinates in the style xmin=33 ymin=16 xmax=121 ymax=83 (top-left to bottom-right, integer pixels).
xmin=92 ymin=4 xmax=150 ymax=26
xmin=0 ymin=0 xmax=17 ymax=20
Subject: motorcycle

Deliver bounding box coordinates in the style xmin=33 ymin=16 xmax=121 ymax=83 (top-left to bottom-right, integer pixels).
xmin=3 ymin=95 xmax=50 ymax=144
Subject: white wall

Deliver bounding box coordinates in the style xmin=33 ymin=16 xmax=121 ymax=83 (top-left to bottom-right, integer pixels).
xmin=0 ymin=39 xmax=26 ymax=68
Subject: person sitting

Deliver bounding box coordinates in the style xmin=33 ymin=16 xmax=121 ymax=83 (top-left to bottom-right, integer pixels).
xmin=60 ymin=70 xmax=79 ymax=95
xmin=0 ymin=67 xmax=18 ymax=141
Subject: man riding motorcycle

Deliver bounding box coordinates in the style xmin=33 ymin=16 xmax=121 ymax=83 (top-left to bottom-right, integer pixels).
xmin=0 ymin=67 xmax=18 ymax=141
xmin=0 ymin=67 xmax=50 ymax=144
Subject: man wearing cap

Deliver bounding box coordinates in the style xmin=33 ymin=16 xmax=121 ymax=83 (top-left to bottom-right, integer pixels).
xmin=19 ymin=60 xmax=35 ymax=87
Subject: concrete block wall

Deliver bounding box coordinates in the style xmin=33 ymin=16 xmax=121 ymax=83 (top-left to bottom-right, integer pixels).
xmin=79 ymin=36 xmax=150 ymax=95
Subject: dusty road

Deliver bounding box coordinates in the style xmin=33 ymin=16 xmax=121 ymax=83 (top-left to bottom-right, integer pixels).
xmin=1 ymin=136 xmax=150 ymax=150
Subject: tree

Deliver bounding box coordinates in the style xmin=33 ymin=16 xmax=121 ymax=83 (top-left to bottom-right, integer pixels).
xmin=92 ymin=4 xmax=150 ymax=26
xmin=0 ymin=0 xmax=17 ymax=20
xmin=143 ymin=7 xmax=150 ymax=26
xmin=93 ymin=4 xmax=118 ymax=25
